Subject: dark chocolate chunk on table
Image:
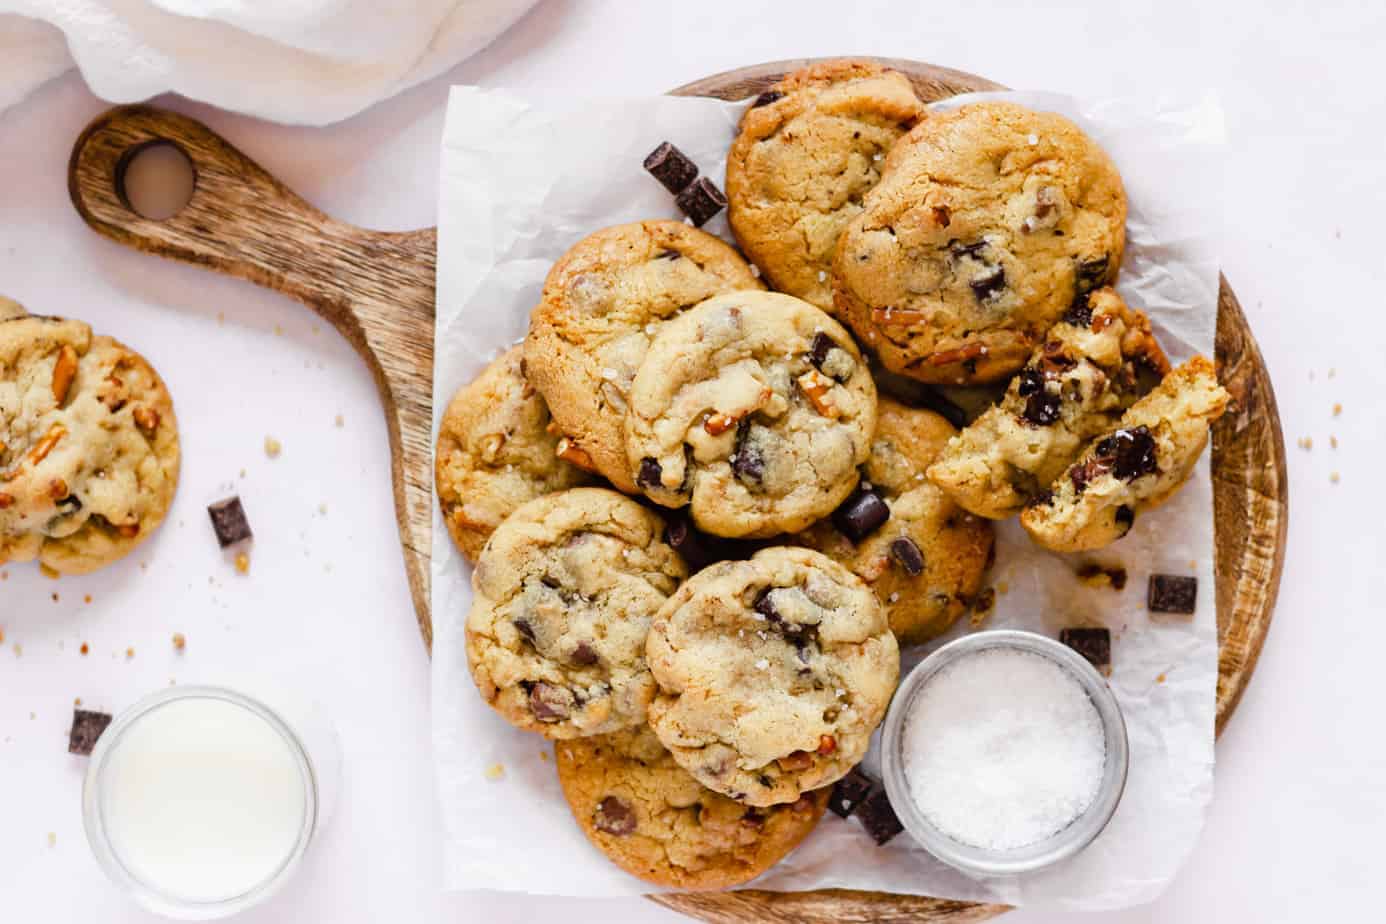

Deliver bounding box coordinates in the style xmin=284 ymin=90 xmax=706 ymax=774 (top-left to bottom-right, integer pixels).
xmin=1148 ymin=573 xmax=1198 ymax=613
xmin=1060 ymin=627 xmax=1112 ymax=672
xmin=68 ymin=708 xmax=113 ymax=756
xmin=207 ymin=496 xmax=253 ymax=547
xmin=856 ymin=787 xmax=905 ymax=845
xmin=829 ymin=767 xmax=875 ymax=819
xmin=674 ymin=176 xmax=727 ymax=227
xmin=642 ymin=141 xmax=699 ymax=194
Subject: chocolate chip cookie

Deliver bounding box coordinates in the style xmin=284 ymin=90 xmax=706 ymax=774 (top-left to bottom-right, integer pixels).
xmin=625 ymin=292 xmax=876 ymax=539
xmin=435 ymin=346 xmax=593 ymax=562
xmin=1 ymin=313 xmax=179 ymax=575
xmin=726 ymin=59 xmax=925 ymax=312
xmin=1021 ymin=356 xmax=1229 ymax=551
xmin=832 ymin=101 xmax=1127 ymax=385
xmin=927 ymin=287 xmax=1169 ymax=519
xmin=525 ymin=221 xmax=763 ymax=492
xmin=646 ymin=547 xmax=899 ymax=806
xmin=555 ymin=725 xmax=828 ymax=890
xmin=798 ymin=398 xmax=993 ymax=646
xmin=465 ymin=487 xmax=687 ymax=738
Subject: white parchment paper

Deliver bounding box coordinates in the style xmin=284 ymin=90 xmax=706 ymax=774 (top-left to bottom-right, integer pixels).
xmin=431 ymin=84 xmax=1225 ymax=910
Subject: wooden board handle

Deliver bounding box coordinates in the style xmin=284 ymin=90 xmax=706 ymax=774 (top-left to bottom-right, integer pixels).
xmin=70 ymin=105 xmax=439 ymax=647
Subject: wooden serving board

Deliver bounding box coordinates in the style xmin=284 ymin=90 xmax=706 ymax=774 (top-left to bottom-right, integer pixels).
xmin=66 ymin=58 xmax=1287 ymax=924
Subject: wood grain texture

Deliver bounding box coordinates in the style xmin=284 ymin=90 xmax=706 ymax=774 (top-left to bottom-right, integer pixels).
xmin=63 ymin=58 xmax=1286 ymax=924
xmin=67 ymin=107 xmax=438 ymax=648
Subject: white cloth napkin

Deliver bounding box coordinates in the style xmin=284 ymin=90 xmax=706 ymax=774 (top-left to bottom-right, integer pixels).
xmin=0 ymin=0 xmax=537 ymax=124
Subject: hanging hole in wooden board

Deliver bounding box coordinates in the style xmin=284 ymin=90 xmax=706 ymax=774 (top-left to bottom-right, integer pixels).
xmin=116 ymin=141 xmax=196 ymax=221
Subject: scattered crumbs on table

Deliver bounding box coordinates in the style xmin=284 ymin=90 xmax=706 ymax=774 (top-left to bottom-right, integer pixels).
xmin=51 ymin=593 xmax=59 ymax=603
xmin=1188 ymin=559 xmax=1198 ymax=570
xmin=1330 ymin=471 xmax=1341 ymax=484
xmin=484 ymin=762 xmax=506 ymax=781
xmin=13 ymin=642 xmax=22 ymax=657
xmin=39 ymin=563 xmax=59 ymax=579
xmin=79 ymin=643 xmax=89 ymax=656
xmin=264 ymin=436 xmax=282 ymax=458
xmin=273 ymin=324 xmax=284 ymax=336
xmin=995 ymin=581 xmax=1010 ymax=595
xmin=1156 ymin=673 xmax=1167 ymax=684
xmin=968 ymin=587 xmax=997 ymax=627
xmin=125 ymin=647 xmax=135 ymax=660
xmin=83 ymin=594 xmax=92 ymax=604
xmin=539 ymin=750 xmax=549 ymax=762
xmin=1332 ymin=402 xmax=1342 ymax=416
xmin=47 ymin=833 xmax=56 ymax=848
xmin=1330 ymin=435 xmax=1339 ymax=449
xmin=1296 ymin=436 xmax=1312 ymax=450
xmin=234 ymin=552 xmax=250 ymax=575
xmin=334 ymin=414 xmax=344 ymax=428
xmin=73 ymin=697 xmax=81 ymax=706
xmin=172 ymin=633 xmax=186 ymax=652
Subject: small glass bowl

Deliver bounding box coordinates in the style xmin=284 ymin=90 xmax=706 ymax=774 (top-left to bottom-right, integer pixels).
xmin=82 ymin=686 xmax=320 ymax=920
xmin=879 ymin=629 xmax=1129 ymax=877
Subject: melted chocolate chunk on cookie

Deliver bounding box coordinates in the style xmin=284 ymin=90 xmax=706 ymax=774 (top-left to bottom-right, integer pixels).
xmin=1114 ymin=504 xmax=1135 ymax=534
xmin=1096 ymin=425 xmax=1158 ymax=481
xmin=1148 ymin=573 xmax=1198 ymax=614
xmin=68 ymin=708 xmax=112 ymax=756
xmin=731 ymin=420 xmax=767 ymax=488
xmin=1016 ymin=368 xmax=1043 ymax=396
xmin=524 ymin=682 xmax=573 ymax=723
xmin=1064 ymin=294 xmax=1095 ymax=327
xmin=969 ymin=265 xmax=1007 ymax=303
xmin=751 ymin=90 xmax=784 ymax=108
xmin=664 ymin=514 xmax=711 ymax=570
xmin=675 ymin=176 xmax=728 ymax=228
xmin=637 ymin=457 xmax=662 ymax=490
xmin=1023 ymin=389 xmax=1063 ymax=426
xmin=857 ymin=787 xmax=905 ymax=845
xmin=642 ymin=141 xmax=698 ymax=194
xmin=570 ymin=642 xmax=599 ymax=666
xmin=752 ymin=588 xmax=780 ymax=622
xmin=829 ymin=768 xmax=875 ymax=819
xmin=593 ymin=796 xmax=638 ymax=836
xmin=512 ymin=618 xmax=536 ymax=644
xmin=809 ymin=332 xmax=857 ymax=383
xmin=949 ymin=239 xmax=988 ymax=261
xmin=1060 ymin=627 xmax=1112 ymax=671
xmin=1069 ymin=458 xmax=1106 ymax=495
xmin=832 ymin=488 xmax=890 ymax=542
xmin=888 ymin=536 xmax=925 ymax=576
xmin=1075 ymin=254 xmax=1111 ymax=294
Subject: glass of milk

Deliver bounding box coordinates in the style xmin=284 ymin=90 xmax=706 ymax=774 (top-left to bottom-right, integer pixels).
xmin=82 ymin=686 xmax=336 ymax=919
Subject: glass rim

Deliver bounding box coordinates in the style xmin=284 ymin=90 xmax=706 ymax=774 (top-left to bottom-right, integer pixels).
xmin=82 ymin=684 xmax=319 ymax=920
xmin=880 ymin=629 xmax=1130 ymax=877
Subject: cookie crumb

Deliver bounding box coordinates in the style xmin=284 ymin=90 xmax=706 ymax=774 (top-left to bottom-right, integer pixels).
xmin=334 ymin=414 xmax=344 ymax=428
xmin=539 ymin=750 xmax=549 ymax=762
xmin=996 ymin=581 xmax=1010 ymax=595
xmin=13 ymin=642 xmax=22 ymax=657
xmin=51 ymin=592 xmax=59 ymax=603
xmin=216 ymin=312 xmax=225 ymax=325
xmin=1332 ymin=402 xmax=1342 ymax=416
xmin=40 ymin=563 xmax=59 ymax=579
xmin=318 ymin=503 xmax=328 ymax=515
xmin=74 ymin=697 xmax=81 ymax=706
xmin=1296 ymin=436 xmax=1312 ymax=450
xmin=273 ymin=324 xmax=284 ymax=336
xmin=484 ymin=762 xmax=505 ymax=781
xmin=125 ymin=647 xmax=135 ymax=660
xmin=79 ymin=642 xmax=89 ymax=656
xmin=172 ymin=633 xmax=186 ymax=652
xmin=1330 ymin=435 xmax=1338 ymax=449
xmin=1156 ymin=673 xmax=1167 ymax=684
xmin=83 ymin=594 xmax=92 ymax=604
xmin=1330 ymin=471 xmax=1340 ymax=484
xmin=264 ymin=436 xmax=282 ymax=458
xmin=234 ymin=552 xmax=250 ymax=575
xmin=47 ymin=832 xmax=56 ymax=848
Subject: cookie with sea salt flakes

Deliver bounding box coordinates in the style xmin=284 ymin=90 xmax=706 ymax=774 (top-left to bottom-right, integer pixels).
xmin=1021 ymin=356 xmax=1229 ymax=552
xmin=645 ymin=547 xmax=899 ymax=807
xmin=0 ymin=314 xmax=179 ymax=575
xmin=435 ymin=346 xmax=593 ymax=562
xmin=832 ymin=101 xmax=1127 ymax=385
xmin=525 ymin=221 xmax=763 ymax=493
xmin=927 ymin=286 xmax=1169 ymax=519
xmin=726 ymin=59 xmax=926 ymax=312
xmin=797 ymin=398 xmax=993 ymax=647
xmin=465 ymin=488 xmax=688 ymax=739
xmin=555 ymin=725 xmax=828 ymax=890
xmin=624 ymin=291 xmax=876 ymax=539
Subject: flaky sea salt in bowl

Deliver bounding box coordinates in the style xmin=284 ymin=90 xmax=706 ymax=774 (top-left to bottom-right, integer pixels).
xmin=880 ymin=630 xmax=1129 ymax=877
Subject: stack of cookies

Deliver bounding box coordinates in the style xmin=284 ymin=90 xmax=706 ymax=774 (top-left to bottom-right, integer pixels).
xmin=435 ymin=59 xmax=1229 ymax=889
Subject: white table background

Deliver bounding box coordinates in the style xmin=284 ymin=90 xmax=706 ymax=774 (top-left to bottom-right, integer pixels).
xmin=1 ymin=2 xmax=1382 ymax=922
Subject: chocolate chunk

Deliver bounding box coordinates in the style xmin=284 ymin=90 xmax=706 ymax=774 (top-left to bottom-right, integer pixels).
xmin=731 ymin=420 xmax=765 ymax=487
xmin=969 ymin=265 xmax=1006 ymax=302
xmin=857 ymin=787 xmax=905 ymax=845
xmin=808 ymin=332 xmax=856 ymax=383
xmin=1148 ymin=574 xmax=1198 ymax=614
xmin=1095 ymin=425 xmax=1158 ymax=481
xmin=742 ymin=808 xmax=768 ymax=828
xmin=1069 ymin=459 xmax=1106 ymax=494
xmin=1064 ymin=295 xmax=1094 ymax=327
xmin=68 ymin=709 xmax=112 ymax=756
xmin=832 ymin=489 xmax=890 ymax=542
xmin=642 ymin=141 xmax=698 ymax=194
xmin=809 ymin=332 xmax=835 ymax=367
xmin=829 ymin=768 xmax=875 ymax=818
xmin=512 ymin=618 xmax=536 ymax=644
xmin=889 ymin=537 xmax=925 ymax=576
xmin=1114 ymin=504 xmax=1135 ymax=534
xmin=949 ymin=239 xmax=988 ymax=260
xmin=570 ymin=642 xmax=599 ymax=666
xmin=655 ymin=249 xmax=681 ymax=260
xmin=751 ymin=90 xmax=784 ymax=108
xmin=1016 ymin=368 xmax=1044 ymax=396
xmin=753 ymin=589 xmax=780 ymax=622
xmin=637 ymin=457 xmax=662 ymax=490
xmin=593 ymin=796 xmax=637 ymax=836
xmin=55 ymin=494 xmax=82 ymax=512
xmin=526 ymin=682 xmax=572 ymax=722
xmin=207 ymin=496 xmax=252 ymax=548
xmin=1075 ymin=255 xmax=1110 ymax=292
xmin=665 ymin=515 xmax=712 ymax=571
xmin=1060 ymin=627 xmax=1112 ymax=671
xmin=675 ymin=176 xmax=727 ymax=227
xmin=1022 ymin=390 xmax=1062 ymax=426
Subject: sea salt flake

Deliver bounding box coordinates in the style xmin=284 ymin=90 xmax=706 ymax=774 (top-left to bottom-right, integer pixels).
xmin=754 ymin=658 xmax=770 ymax=670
